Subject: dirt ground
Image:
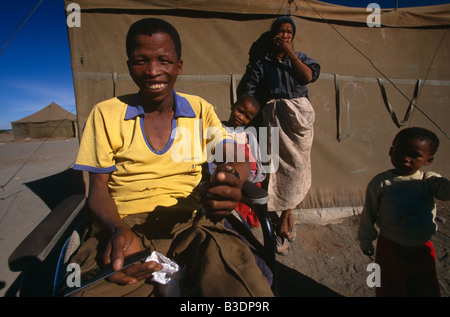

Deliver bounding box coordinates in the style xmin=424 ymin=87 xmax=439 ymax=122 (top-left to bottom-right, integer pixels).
xmin=275 ymin=201 xmax=450 ymax=297
xmin=0 ymin=132 xmax=14 ymax=143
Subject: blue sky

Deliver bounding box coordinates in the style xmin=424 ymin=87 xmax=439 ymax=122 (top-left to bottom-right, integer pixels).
xmin=0 ymin=0 xmax=448 ymax=130
xmin=0 ymin=0 xmax=73 ymax=130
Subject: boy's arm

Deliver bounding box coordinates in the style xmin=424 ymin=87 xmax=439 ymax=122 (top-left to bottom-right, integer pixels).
xmin=426 ymin=173 xmax=450 ymax=201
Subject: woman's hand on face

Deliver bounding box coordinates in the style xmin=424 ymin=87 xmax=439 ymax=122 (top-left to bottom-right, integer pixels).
xmin=273 ymin=35 xmax=293 ymax=54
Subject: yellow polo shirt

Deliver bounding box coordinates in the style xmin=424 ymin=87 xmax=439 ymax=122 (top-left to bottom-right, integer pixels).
xmin=74 ymin=92 xmax=232 ymax=217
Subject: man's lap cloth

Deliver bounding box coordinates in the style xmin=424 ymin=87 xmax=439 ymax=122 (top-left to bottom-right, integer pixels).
xmin=69 ymin=210 xmax=274 ymax=297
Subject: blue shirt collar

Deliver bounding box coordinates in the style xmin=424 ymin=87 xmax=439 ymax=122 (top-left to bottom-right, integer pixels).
xmin=125 ymin=91 xmax=196 ymax=120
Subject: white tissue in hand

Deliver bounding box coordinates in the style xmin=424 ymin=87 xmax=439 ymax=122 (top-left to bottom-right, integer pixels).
xmin=146 ymin=251 xmax=183 ymax=285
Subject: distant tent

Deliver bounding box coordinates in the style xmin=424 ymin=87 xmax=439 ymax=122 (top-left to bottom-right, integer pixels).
xmin=11 ymin=102 xmax=77 ymax=140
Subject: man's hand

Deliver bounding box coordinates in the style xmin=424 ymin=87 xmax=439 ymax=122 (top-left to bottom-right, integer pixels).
xmin=199 ymin=164 xmax=244 ymax=219
xmin=103 ymin=226 xmax=162 ymax=285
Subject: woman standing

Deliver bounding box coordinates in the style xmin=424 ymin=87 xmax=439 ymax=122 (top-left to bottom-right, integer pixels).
xmin=237 ymin=16 xmax=320 ymax=254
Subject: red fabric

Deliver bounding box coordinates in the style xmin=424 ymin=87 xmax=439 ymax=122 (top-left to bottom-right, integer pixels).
xmin=375 ymin=235 xmax=441 ymax=297
xmin=235 ymin=142 xmax=260 ymax=228
xmin=235 ymin=184 xmax=261 ymax=228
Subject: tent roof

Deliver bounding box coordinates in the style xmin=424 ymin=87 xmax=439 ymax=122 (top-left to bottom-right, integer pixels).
xmin=12 ymin=102 xmax=76 ymax=124
xmin=73 ymin=0 xmax=450 ymax=27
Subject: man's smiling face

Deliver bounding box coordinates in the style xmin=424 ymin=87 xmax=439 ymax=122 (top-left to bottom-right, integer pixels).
xmin=127 ymin=32 xmax=183 ymax=105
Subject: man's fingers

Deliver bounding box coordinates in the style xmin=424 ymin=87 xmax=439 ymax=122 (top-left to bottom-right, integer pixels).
xmin=124 ymin=261 xmax=163 ymax=279
xmin=110 ymin=236 xmax=126 ymax=271
xmin=201 ymin=198 xmax=237 ymax=215
xmin=200 ymin=183 xmax=241 ymax=215
xmin=207 ymin=183 xmax=241 ymax=200
xmin=108 ymin=271 xmax=137 ymax=285
xmin=107 ymin=260 xmax=163 ymax=285
xmin=215 ymin=171 xmax=242 ymax=188
xmin=102 ymin=242 xmax=122 ymax=272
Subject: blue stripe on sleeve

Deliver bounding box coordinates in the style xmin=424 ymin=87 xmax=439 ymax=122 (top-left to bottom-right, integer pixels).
xmin=73 ymin=164 xmax=117 ymax=173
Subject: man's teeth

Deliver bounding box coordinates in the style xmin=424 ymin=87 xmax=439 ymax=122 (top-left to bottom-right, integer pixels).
xmin=148 ymin=83 xmax=165 ymax=89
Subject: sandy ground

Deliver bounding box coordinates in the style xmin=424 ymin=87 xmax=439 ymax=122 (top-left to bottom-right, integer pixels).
xmin=0 ymin=132 xmax=14 ymax=143
xmin=0 ymin=131 xmax=448 ymax=297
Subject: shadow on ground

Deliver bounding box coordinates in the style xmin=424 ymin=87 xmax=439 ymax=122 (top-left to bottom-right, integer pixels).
xmin=276 ymin=262 xmax=342 ymax=297
xmin=25 ymin=169 xmax=85 ymax=210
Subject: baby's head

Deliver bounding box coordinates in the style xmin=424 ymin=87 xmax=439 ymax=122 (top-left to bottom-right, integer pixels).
xmin=389 ymin=127 xmax=439 ymax=175
xmin=227 ymin=95 xmax=260 ymax=128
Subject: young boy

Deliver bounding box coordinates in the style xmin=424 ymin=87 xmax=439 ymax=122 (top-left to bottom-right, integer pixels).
xmin=223 ymin=94 xmax=296 ymax=252
xmin=358 ymin=127 xmax=450 ymax=296
xmin=223 ymin=94 xmax=265 ymax=227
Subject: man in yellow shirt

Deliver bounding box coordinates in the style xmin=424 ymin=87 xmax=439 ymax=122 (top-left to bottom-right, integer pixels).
xmin=71 ymin=18 xmax=273 ymax=297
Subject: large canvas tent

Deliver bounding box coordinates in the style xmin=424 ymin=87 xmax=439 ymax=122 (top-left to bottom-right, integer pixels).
xmin=65 ymin=0 xmax=450 ymax=221
xmin=11 ymin=102 xmax=77 ymax=141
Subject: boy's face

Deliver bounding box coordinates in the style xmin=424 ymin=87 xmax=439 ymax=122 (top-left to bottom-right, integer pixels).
xmin=389 ymin=137 xmax=434 ymax=175
xmin=127 ymin=32 xmax=183 ymax=105
xmin=229 ymin=100 xmax=258 ymax=127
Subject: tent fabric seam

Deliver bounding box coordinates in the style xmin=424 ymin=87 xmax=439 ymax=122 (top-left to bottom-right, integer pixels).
xmin=72 ymin=71 xmax=450 ymax=86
